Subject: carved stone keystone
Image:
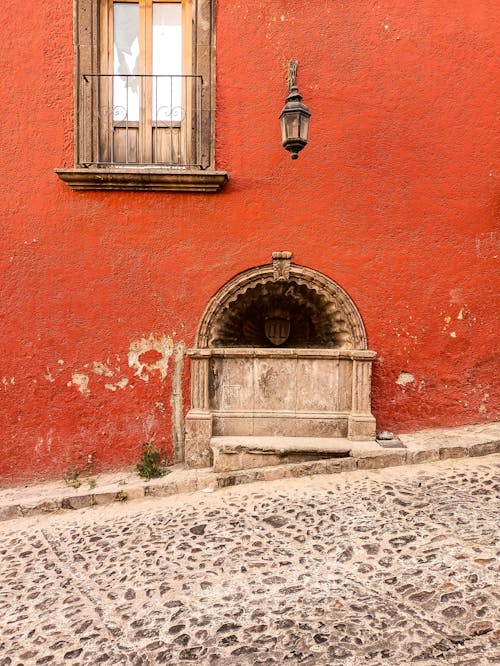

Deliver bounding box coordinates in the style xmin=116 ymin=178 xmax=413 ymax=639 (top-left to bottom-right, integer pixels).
xmin=272 ymin=251 xmax=293 ymax=281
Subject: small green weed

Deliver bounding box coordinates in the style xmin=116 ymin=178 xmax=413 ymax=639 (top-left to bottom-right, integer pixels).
xmin=63 ymin=465 xmax=81 ymax=489
xmin=64 ymin=452 xmax=97 ymax=490
xmin=136 ymin=441 xmax=171 ymax=480
xmin=115 ymin=490 xmax=128 ymax=502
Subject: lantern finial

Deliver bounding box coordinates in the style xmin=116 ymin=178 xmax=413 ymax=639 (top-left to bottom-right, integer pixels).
xmin=287 ymin=60 xmax=298 ymax=91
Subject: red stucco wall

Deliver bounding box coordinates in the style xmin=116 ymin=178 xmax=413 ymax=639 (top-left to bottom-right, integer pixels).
xmin=1 ymin=1 xmax=498 ymax=484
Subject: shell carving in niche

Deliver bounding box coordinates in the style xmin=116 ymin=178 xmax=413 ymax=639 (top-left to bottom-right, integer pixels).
xmin=209 ymin=279 xmax=353 ymax=348
xmin=196 ymin=254 xmax=367 ymax=350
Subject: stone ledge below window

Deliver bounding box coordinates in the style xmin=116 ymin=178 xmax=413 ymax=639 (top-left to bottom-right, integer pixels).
xmin=55 ymin=168 xmax=228 ymax=192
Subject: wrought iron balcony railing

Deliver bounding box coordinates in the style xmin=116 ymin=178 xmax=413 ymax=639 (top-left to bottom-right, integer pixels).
xmin=79 ymin=74 xmax=207 ymax=168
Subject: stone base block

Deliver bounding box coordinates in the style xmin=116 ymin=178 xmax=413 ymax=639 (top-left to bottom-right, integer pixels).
xmin=347 ymin=415 xmax=376 ymax=441
xmin=406 ymin=449 xmax=440 ymax=465
xmin=211 ymin=436 xmax=352 ymax=473
xmin=184 ymin=411 xmax=213 ymax=468
xmin=468 ymin=440 xmax=499 ymax=457
xmin=357 ymin=452 xmax=407 ymax=470
xmin=439 ymin=446 xmax=468 ymax=460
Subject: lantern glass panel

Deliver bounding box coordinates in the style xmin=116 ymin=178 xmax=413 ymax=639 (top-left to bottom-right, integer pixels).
xmin=299 ymin=114 xmax=309 ymax=141
xmin=288 ymin=112 xmax=300 ymax=140
xmin=280 ymin=117 xmax=288 ymax=143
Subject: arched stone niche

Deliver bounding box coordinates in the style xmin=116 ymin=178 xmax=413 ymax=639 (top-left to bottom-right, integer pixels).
xmin=184 ymin=253 xmax=377 ymax=468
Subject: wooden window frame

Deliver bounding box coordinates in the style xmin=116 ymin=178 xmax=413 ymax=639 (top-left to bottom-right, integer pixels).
xmin=55 ymin=0 xmax=228 ymax=192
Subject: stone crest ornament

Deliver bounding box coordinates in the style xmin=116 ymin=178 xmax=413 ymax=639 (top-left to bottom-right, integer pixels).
xmin=264 ymin=310 xmax=291 ymax=346
xmin=272 ymin=251 xmax=292 ymax=281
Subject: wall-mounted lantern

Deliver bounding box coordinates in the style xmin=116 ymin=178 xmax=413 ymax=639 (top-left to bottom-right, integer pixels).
xmin=279 ymin=60 xmax=311 ymax=160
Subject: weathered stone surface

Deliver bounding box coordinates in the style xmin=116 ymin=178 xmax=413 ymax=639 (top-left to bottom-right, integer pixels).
xmin=211 ymin=436 xmax=352 ymax=472
xmin=339 ymin=458 xmax=358 ymax=472
xmin=145 ymin=483 xmax=179 ymax=497
xmin=469 ymin=440 xmax=500 ymax=457
xmin=357 ymin=452 xmax=407 ymax=469
xmin=406 ymin=448 xmax=440 ymax=465
xmin=0 ymin=505 xmax=21 ymax=521
xmin=187 ymin=257 xmax=378 ymax=463
xmin=0 ymin=455 xmax=498 ymax=665
xmin=0 ymin=424 xmax=498 ymax=524
xmin=440 ymin=445 xmax=468 ymax=459
xmin=184 ymin=413 xmax=213 ymax=468
xmin=61 ymin=495 xmax=93 ymax=510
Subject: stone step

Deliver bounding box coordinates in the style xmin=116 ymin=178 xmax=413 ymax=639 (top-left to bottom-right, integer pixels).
xmin=211 ymin=436 xmax=358 ymax=472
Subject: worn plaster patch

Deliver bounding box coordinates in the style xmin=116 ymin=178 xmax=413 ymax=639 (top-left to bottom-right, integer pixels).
xmin=92 ymin=361 xmax=114 ymax=377
xmin=35 ymin=429 xmax=53 ymax=456
xmin=475 ymin=231 xmax=499 ymax=259
xmin=449 ymin=289 xmax=463 ymax=304
xmin=396 ymin=372 xmax=415 ymax=386
xmin=68 ymin=373 xmax=90 ymax=396
xmin=128 ymin=335 xmax=174 ymax=381
xmin=479 ymin=393 xmax=489 ymax=414
xmin=44 ymin=367 xmax=55 ymax=383
xmin=105 ymin=377 xmax=129 ymax=392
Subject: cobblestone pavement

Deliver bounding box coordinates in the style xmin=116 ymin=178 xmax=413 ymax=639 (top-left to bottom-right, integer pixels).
xmin=0 ymin=456 xmax=499 ymax=665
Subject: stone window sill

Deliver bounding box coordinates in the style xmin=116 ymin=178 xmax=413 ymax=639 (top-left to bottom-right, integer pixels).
xmin=55 ymin=167 xmax=228 ymax=192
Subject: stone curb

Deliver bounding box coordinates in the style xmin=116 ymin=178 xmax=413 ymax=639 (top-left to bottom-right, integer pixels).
xmin=0 ymin=434 xmax=498 ymax=523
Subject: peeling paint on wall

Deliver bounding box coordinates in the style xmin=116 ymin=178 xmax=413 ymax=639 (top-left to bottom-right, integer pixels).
xmin=44 ymin=367 xmax=55 ymax=383
xmin=396 ymin=372 xmax=415 ymax=386
xmin=2 ymin=377 xmax=15 ymax=390
xmin=104 ymin=377 xmax=129 ymax=392
xmin=442 ymin=306 xmax=476 ymax=336
xmin=1 ymin=0 xmax=498 ymax=485
xmin=68 ymin=373 xmax=90 ymax=396
xmin=92 ymin=361 xmax=114 ymax=377
xmin=479 ymin=393 xmax=489 ymax=414
xmin=128 ymin=335 xmax=174 ymax=381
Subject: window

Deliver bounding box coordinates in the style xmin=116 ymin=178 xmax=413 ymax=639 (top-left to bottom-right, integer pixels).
xmin=99 ymin=0 xmax=193 ymax=166
xmin=56 ymin=0 xmax=227 ymax=191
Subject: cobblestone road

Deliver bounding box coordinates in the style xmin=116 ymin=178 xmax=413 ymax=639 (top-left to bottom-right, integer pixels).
xmin=1 ymin=456 xmax=499 ymax=665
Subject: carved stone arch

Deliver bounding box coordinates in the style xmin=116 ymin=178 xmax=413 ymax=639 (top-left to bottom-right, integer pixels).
xmin=195 ymin=254 xmax=368 ymax=350
xmin=184 ymin=253 xmax=376 ymax=470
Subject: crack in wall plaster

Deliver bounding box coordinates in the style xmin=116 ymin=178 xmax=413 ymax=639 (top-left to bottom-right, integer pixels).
xmin=35 ymin=429 xmax=53 ymax=456
xmin=475 ymin=231 xmax=499 ymax=259
xmin=170 ymin=342 xmax=185 ymax=462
